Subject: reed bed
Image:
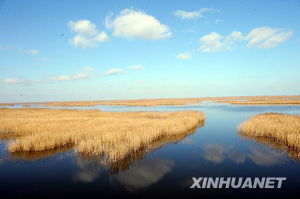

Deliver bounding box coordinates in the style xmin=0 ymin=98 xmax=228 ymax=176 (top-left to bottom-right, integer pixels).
xmin=22 ymin=104 xmax=31 ymax=107
xmin=43 ymin=98 xmax=202 ymax=107
xmin=241 ymin=134 xmax=300 ymax=161
xmin=9 ymin=146 xmax=71 ymax=161
xmin=238 ymin=113 xmax=300 ymax=150
xmin=0 ymin=108 xmax=204 ymax=162
xmin=40 ymin=96 xmax=300 ymax=107
xmin=0 ymin=104 xmax=15 ymax=106
xmin=216 ymin=99 xmax=300 ymax=105
xmin=2 ymin=95 xmax=299 ymax=107
xmin=205 ymin=95 xmax=300 ymax=101
xmin=78 ymin=127 xmax=200 ymax=173
xmin=10 ymin=127 xmax=199 ymax=172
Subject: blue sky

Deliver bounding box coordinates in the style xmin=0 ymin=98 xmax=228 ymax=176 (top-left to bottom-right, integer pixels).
xmin=0 ymin=0 xmax=300 ymax=102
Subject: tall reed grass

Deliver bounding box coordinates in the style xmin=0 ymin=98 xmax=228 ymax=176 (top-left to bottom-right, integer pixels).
xmin=2 ymin=95 xmax=299 ymax=107
xmin=44 ymin=98 xmax=202 ymax=107
xmin=238 ymin=113 xmax=300 ymax=150
xmin=206 ymin=95 xmax=300 ymax=101
xmin=78 ymin=127 xmax=199 ymax=173
xmin=217 ymin=99 xmax=300 ymax=105
xmin=0 ymin=108 xmax=204 ymax=162
xmin=240 ymin=134 xmax=300 ymax=160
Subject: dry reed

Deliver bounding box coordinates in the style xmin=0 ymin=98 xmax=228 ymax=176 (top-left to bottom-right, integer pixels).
xmin=238 ymin=113 xmax=300 ymax=150
xmin=204 ymin=95 xmax=300 ymax=101
xmin=0 ymin=104 xmax=15 ymax=106
xmin=2 ymin=95 xmax=299 ymax=107
xmin=78 ymin=127 xmax=200 ymax=173
xmin=9 ymin=127 xmax=199 ymax=172
xmin=217 ymin=99 xmax=300 ymax=105
xmin=22 ymin=104 xmax=31 ymax=107
xmin=240 ymin=134 xmax=300 ymax=161
xmin=43 ymin=98 xmax=202 ymax=107
xmin=0 ymin=108 xmax=204 ymax=162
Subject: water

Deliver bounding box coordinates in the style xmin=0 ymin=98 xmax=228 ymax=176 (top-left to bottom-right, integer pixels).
xmin=1 ymin=102 xmax=300 ymax=198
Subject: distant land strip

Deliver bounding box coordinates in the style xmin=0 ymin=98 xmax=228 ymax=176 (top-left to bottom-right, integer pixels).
xmin=1 ymin=95 xmax=300 ymax=107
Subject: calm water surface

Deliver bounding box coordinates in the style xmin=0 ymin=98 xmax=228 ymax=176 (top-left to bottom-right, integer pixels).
xmin=1 ymin=102 xmax=300 ymax=198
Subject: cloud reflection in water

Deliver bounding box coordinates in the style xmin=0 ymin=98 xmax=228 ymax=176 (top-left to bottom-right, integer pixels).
xmin=202 ymin=143 xmax=284 ymax=166
xmin=111 ymin=158 xmax=174 ymax=191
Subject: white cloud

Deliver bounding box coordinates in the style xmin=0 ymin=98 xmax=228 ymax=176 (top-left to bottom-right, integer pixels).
xmin=199 ymin=31 xmax=244 ymax=52
xmin=129 ymin=65 xmax=144 ymax=70
xmin=176 ymin=52 xmax=191 ymax=59
xmin=245 ymin=27 xmax=293 ymax=49
xmin=199 ymin=32 xmax=224 ymax=52
xmin=225 ymin=31 xmax=244 ymax=43
xmin=105 ymin=8 xmax=172 ymax=40
xmin=50 ymin=67 xmax=95 ymax=82
xmin=72 ymin=73 xmax=88 ymax=79
xmin=50 ymin=75 xmax=71 ymax=81
xmin=0 ymin=45 xmax=41 ymax=56
xmin=27 ymin=49 xmax=39 ymax=55
xmin=84 ymin=66 xmax=96 ymax=72
xmin=104 ymin=68 xmax=124 ymax=75
xmin=69 ymin=35 xmax=91 ymax=49
xmin=198 ymin=27 xmax=292 ymax=53
xmin=94 ymin=32 xmax=109 ymax=42
xmin=69 ymin=32 xmax=109 ymax=49
xmin=224 ymin=31 xmax=244 ymax=50
xmin=174 ymin=8 xmax=218 ymax=19
xmin=3 ymin=78 xmax=24 ymax=84
xmin=69 ymin=20 xmax=97 ymax=35
xmin=2 ymin=78 xmax=41 ymax=85
xmin=68 ymin=20 xmax=109 ymax=49
xmin=50 ymin=73 xmax=88 ymax=81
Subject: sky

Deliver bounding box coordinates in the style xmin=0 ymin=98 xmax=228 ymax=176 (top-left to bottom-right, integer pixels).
xmin=0 ymin=0 xmax=300 ymax=102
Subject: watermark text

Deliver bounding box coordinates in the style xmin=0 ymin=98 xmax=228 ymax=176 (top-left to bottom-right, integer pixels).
xmin=190 ymin=177 xmax=286 ymax=189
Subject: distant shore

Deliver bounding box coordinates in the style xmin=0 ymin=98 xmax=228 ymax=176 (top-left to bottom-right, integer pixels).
xmin=1 ymin=95 xmax=300 ymax=107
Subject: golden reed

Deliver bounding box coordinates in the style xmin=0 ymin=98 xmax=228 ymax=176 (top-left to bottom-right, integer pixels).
xmin=216 ymin=99 xmax=300 ymax=105
xmin=44 ymin=98 xmax=202 ymax=107
xmin=238 ymin=113 xmax=300 ymax=150
xmin=0 ymin=108 xmax=204 ymax=162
